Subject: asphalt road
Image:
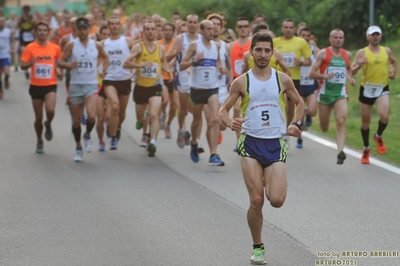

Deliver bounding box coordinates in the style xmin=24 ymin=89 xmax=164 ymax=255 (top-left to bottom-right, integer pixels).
xmin=0 ymin=69 xmax=399 ymax=266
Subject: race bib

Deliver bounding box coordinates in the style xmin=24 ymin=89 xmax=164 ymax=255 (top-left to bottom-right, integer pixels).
xmin=108 ymin=56 xmax=122 ymax=70
xmin=234 ymin=59 xmax=244 ymax=75
xmin=300 ymin=66 xmax=314 ymax=86
xmin=78 ymin=58 xmax=94 ymax=73
xmin=363 ymin=82 xmax=383 ymax=98
xmin=35 ymin=63 xmax=52 ymax=79
xmin=196 ymin=67 xmax=217 ymax=84
xmin=282 ymin=52 xmax=296 ymax=68
xmin=249 ymin=103 xmax=280 ymax=130
xmin=22 ymin=31 xmax=34 ymax=42
xmin=327 ymin=67 xmax=346 ymax=84
xmin=140 ymin=63 xmax=158 ymax=78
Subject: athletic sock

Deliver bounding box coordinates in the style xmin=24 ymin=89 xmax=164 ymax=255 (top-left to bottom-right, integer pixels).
xmin=72 ymin=126 xmax=81 ymax=142
xmin=361 ymin=127 xmax=370 ymax=147
xmin=376 ymin=120 xmax=388 ymax=136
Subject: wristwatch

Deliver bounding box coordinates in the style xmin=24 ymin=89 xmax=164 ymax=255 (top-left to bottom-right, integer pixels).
xmin=191 ymin=57 xmax=196 ymax=65
xmin=292 ymin=120 xmax=302 ymax=130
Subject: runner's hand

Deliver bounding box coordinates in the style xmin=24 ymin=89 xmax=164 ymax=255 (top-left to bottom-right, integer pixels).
xmin=69 ymin=61 xmax=78 ymax=69
xmin=230 ymin=118 xmax=244 ymax=131
xmin=287 ymin=125 xmax=301 ymax=137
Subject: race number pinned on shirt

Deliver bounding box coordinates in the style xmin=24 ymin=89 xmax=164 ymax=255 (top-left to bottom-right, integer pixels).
xmin=327 ymin=67 xmax=346 ymax=84
xmin=35 ymin=64 xmax=52 ymax=79
xmin=140 ymin=63 xmax=158 ymax=78
xmin=300 ymin=66 xmax=314 ymax=86
xmin=22 ymin=31 xmax=34 ymax=42
xmin=108 ymin=56 xmax=122 ymax=70
xmin=78 ymin=57 xmax=94 ymax=73
xmin=234 ymin=59 xmax=244 ymax=75
xmin=282 ymin=52 xmax=296 ymax=68
xmin=363 ymin=82 xmax=383 ymax=98
xmin=249 ymin=102 xmax=280 ymax=130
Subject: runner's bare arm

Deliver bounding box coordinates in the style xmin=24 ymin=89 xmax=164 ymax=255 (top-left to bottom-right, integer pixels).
xmin=219 ymin=75 xmax=246 ymax=131
xmin=281 ymin=73 xmax=304 ymax=137
xmin=351 ymin=49 xmax=366 ymax=75
xmin=242 ymin=51 xmax=250 ymax=74
xmin=165 ymin=34 xmax=183 ymax=62
xmin=96 ymin=42 xmax=109 ymax=77
xmin=387 ymin=47 xmax=397 ymax=80
xmin=309 ymin=49 xmax=332 ymax=80
xmin=160 ymin=46 xmax=173 ymax=82
xmin=180 ymin=41 xmax=197 ymax=71
xmin=274 ymin=50 xmax=291 ymax=76
xmin=346 ymin=51 xmax=355 ymax=86
xmin=122 ymin=43 xmax=143 ymax=69
xmin=57 ymin=41 xmax=78 ymax=70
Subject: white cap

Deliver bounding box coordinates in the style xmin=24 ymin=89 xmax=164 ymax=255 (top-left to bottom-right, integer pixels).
xmin=366 ymin=25 xmax=382 ymax=35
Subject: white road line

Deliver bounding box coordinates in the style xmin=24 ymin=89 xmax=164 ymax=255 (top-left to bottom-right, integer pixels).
xmin=302 ymin=131 xmax=400 ymax=175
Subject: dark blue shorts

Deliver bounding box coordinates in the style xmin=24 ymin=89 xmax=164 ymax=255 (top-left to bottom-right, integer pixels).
xmin=0 ymin=58 xmax=11 ymax=69
xmin=237 ymin=134 xmax=287 ymax=168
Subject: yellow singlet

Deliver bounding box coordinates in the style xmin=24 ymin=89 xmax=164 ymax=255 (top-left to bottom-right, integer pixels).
xmin=135 ymin=42 xmax=162 ymax=87
xmin=361 ymin=46 xmax=389 ymax=87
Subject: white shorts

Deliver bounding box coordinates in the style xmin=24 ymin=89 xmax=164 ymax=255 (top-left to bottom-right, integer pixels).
xmin=176 ymin=70 xmax=190 ymax=94
xmin=69 ymin=84 xmax=98 ymax=104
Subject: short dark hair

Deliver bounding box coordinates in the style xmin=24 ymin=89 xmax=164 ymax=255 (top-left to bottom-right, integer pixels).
xmin=252 ymin=24 xmax=268 ymax=35
xmin=250 ymin=32 xmax=273 ymax=50
xmin=299 ymin=26 xmax=311 ymax=35
xmin=236 ymin=16 xmax=249 ymax=23
xmin=283 ymin=18 xmax=295 ymax=25
xmin=207 ymin=13 xmax=223 ymax=26
xmin=34 ymin=20 xmax=49 ymax=31
xmin=99 ymin=25 xmax=108 ymax=33
xmin=163 ymin=22 xmax=175 ymax=32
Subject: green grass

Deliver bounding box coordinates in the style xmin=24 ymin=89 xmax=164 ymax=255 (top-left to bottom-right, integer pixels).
xmin=308 ymin=39 xmax=400 ymax=167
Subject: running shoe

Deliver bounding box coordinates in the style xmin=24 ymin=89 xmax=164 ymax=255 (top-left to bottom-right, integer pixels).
xmin=197 ymin=140 xmax=205 ymax=153
xmin=81 ymin=113 xmax=87 ymax=125
xmin=159 ymin=113 xmax=166 ymax=130
xmin=218 ymin=131 xmax=223 ymax=145
xmin=116 ymin=127 xmax=121 ymax=140
xmin=305 ymin=114 xmax=312 ymax=127
xmin=98 ymin=141 xmax=105 ymax=152
xmin=44 ymin=126 xmax=53 ymax=141
xmin=136 ymin=121 xmax=143 ymax=130
xmin=337 ymin=151 xmax=346 ymax=165
xmin=190 ymin=142 xmax=199 ymax=163
xmin=147 ymin=143 xmax=156 ymax=157
xmin=83 ymin=134 xmax=93 ymax=153
xmin=73 ymin=147 xmax=83 ymax=162
xmin=361 ymin=149 xmax=370 ymax=164
xmin=296 ymin=137 xmax=303 ymax=149
xmin=177 ymin=130 xmax=185 ymax=148
xmin=36 ymin=140 xmax=44 ymax=154
xmin=184 ymin=131 xmax=191 ymax=146
xmin=140 ymin=133 xmax=150 ymax=148
xmin=165 ymin=124 xmax=171 ymax=139
xmin=208 ymin=154 xmax=225 ymax=166
xmin=250 ymin=246 xmax=267 ymax=265
xmin=110 ymin=138 xmax=118 ymax=150
xmin=373 ymin=134 xmax=387 ymax=154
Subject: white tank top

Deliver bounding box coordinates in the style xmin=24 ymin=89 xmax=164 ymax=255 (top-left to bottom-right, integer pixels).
xmin=103 ymin=37 xmax=131 ymax=81
xmin=0 ymin=27 xmax=11 ymax=59
xmin=176 ymin=33 xmax=201 ymax=88
xmin=218 ymin=40 xmax=228 ymax=87
xmin=300 ymin=45 xmax=316 ymax=86
xmin=70 ymin=39 xmax=98 ymax=84
xmin=241 ymin=69 xmax=287 ymax=138
xmin=190 ymin=40 xmax=218 ymax=89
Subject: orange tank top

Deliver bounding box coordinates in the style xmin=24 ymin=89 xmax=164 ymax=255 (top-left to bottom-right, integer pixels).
xmin=158 ymin=38 xmax=175 ymax=80
xmin=231 ymin=39 xmax=251 ymax=78
xmin=55 ymin=26 xmax=73 ymax=46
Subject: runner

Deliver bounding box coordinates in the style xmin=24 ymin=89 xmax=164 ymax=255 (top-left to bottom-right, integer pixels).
xmin=6 ymin=12 xmax=19 ymax=72
xmin=96 ymin=25 xmax=110 ymax=152
xmin=296 ymin=26 xmax=320 ymax=148
xmin=180 ymin=20 xmax=227 ymax=166
xmin=102 ymin=17 xmax=135 ymax=150
xmin=50 ymin=12 xmax=73 ymax=46
xmin=351 ymin=25 xmax=397 ymax=164
xmin=0 ymin=16 xmax=14 ymax=99
xmin=230 ymin=16 xmax=251 ymax=151
xmin=20 ymin=21 xmax=62 ymax=153
xmin=273 ymin=18 xmax=312 ymax=148
xmin=123 ymin=20 xmax=173 ymax=157
xmin=158 ymin=22 xmax=178 ymax=139
xmin=309 ymin=28 xmax=355 ymax=164
xmin=218 ymin=12 xmax=236 ymax=42
xmin=57 ymin=17 xmax=109 ymax=162
xmin=19 ymin=5 xmax=35 ymax=80
xmin=166 ymin=14 xmax=201 ymax=150
xmin=219 ymin=32 xmax=304 ymax=265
